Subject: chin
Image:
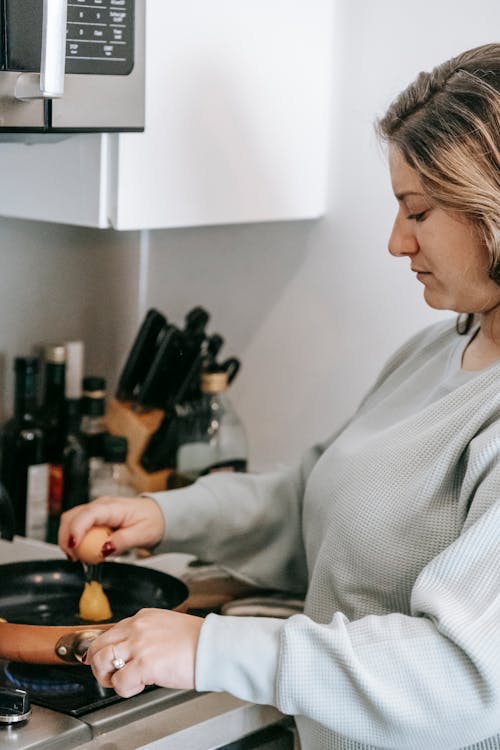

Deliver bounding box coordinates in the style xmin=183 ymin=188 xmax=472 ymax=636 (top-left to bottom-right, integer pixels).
xmin=422 ymin=289 xmax=459 ymax=312
xmin=423 ymin=293 xmax=447 ymax=310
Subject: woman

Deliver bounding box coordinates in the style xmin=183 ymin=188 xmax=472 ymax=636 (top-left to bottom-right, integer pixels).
xmin=60 ymin=44 xmax=500 ymax=749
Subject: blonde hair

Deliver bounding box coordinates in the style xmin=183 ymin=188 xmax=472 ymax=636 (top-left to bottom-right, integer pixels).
xmin=377 ymin=44 xmax=500 ymax=283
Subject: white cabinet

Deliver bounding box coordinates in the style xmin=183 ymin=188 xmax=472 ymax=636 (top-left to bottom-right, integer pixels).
xmin=0 ymin=0 xmax=334 ymax=230
xmin=0 ymin=135 xmax=109 ymax=228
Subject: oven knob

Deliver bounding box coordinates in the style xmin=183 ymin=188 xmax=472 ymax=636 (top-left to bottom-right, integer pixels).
xmin=0 ymin=687 xmax=32 ymax=725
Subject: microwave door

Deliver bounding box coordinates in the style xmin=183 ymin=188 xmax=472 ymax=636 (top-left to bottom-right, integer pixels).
xmin=51 ymin=0 xmax=145 ymax=132
xmin=0 ymin=0 xmax=144 ymax=133
xmin=51 ymin=62 xmax=145 ymax=132
xmin=51 ymin=68 xmax=145 ymax=131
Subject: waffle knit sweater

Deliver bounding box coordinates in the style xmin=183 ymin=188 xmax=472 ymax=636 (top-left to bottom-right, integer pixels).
xmin=152 ymin=319 xmax=500 ymax=750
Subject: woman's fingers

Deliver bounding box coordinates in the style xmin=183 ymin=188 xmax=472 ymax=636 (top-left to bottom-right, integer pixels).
xmin=89 ymin=637 xmax=132 ymax=689
xmin=111 ymin=671 xmax=146 ymax=699
xmin=95 ymin=643 xmax=147 ymax=698
xmin=58 ymin=498 xmax=125 ymax=558
xmin=85 ymin=609 xmax=203 ymax=695
xmin=58 ymin=496 xmax=165 ymax=560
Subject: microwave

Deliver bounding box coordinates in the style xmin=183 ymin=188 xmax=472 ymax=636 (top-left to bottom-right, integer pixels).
xmin=0 ymin=0 xmax=145 ymax=134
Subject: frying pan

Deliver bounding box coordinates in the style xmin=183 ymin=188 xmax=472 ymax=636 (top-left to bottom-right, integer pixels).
xmin=0 ymin=559 xmax=188 ymax=665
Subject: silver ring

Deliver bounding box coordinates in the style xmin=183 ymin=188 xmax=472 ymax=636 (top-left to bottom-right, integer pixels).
xmin=111 ymin=648 xmax=126 ymax=671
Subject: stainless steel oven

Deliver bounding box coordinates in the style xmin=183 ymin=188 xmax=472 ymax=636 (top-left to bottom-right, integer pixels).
xmin=0 ymin=0 xmax=145 ymax=133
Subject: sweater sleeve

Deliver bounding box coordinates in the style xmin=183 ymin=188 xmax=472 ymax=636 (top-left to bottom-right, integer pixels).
xmin=195 ymin=494 xmax=500 ymax=749
xmin=148 ymin=438 xmax=329 ymax=593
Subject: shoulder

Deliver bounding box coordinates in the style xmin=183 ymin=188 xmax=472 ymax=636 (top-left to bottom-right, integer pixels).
xmin=393 ymin=317 xmax=458 ymax=360
xmin=367 ymin=317 xmax=458 ymax=393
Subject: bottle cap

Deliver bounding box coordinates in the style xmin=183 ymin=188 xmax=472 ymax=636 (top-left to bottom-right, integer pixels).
xmin=103 ymin=435 xmax=128 ymax=463
xmin=201 ymin=371 xmax=228 ymax=394
xmin=82 ymin=376 xmax=106 ymax=416
xmin=82 ymin=376 xmax=106 ymax=395
xmin=14 ymin=356 xmax=39 ymax=372
xmin=44 ymin=345 xmax=66 ymax=364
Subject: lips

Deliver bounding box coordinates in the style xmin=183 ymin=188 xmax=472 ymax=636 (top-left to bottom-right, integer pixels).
xmin=415 ymin=271 xmax=433 ymax=287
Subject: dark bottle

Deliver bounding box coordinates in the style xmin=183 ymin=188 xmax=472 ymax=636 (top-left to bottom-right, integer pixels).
xmin=39 ymin=345 xmax=67 ymax=543
xmin=61 ymin=399 xmax=90 ymax=513
xmin=0 ymin=482 xmax=15 ymax=540
xmin=0 ymin=357 xmax=48 ymax=539
xmin=80 ymin=376 xmax=108 ymax=486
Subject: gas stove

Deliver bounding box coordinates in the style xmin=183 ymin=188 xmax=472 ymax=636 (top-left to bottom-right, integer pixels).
xmin=0 ymin=537 xmax=293 ymax=750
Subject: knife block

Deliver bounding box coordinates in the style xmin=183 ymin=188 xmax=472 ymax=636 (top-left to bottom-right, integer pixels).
xmin=106 ymin=398 xmax=173 ymax=493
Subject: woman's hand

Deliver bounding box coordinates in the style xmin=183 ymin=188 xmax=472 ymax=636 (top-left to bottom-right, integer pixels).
xmin=84 ymin=609 xmax=203 ymax=697
xmin=58 ymin=496 xmax=166 ymax=560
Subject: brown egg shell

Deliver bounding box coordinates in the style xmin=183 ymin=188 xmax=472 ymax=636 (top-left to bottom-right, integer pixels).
xmin=75 ymin=525 xmax=113 ymax=564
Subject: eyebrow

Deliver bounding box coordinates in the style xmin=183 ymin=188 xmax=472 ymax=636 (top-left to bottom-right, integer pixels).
xmin=395 ymin=191 xmax=426 ymax=201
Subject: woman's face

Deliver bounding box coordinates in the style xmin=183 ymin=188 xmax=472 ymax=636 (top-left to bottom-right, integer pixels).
xmin=387 ymin=145 xmax=500 ymax=315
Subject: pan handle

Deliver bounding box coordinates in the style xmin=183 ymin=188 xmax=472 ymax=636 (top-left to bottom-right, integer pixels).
xmin=0 ymin=623 xmax=112 ymax=665
xmin=55 ymin=629 xmax=108 ymax=664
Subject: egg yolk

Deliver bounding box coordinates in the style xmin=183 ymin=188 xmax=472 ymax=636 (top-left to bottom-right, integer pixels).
xmin=79 ymin=581 xmax=113 ymax=622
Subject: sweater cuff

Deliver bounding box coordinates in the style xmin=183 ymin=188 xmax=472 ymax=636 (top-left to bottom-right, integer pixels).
xmin=143 ymin=483 xmax=219 ymax=553
xmin=195 ymin=613 xmax=284 ymax=706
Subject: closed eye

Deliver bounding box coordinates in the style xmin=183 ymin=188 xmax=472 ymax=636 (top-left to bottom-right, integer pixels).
xmin=407 ymin=211 xmax=427 ymax=222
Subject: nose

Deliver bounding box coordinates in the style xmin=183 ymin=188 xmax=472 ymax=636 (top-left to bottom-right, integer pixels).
xmin=388 ymin=212 xmax=419 ymax=257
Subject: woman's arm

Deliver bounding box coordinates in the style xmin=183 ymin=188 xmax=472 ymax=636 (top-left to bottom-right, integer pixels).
xmin=85 ymin=489 xmax=500 ymax=747
xmin=149 ymin=438 xmax=328 ymax=593
xmin=196 ymin=495 xmax=500 ymax=749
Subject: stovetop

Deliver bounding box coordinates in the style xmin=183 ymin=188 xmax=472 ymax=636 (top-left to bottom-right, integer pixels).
xmin=0 ymin=537 xmax=196 ymax=718
xmin=0 ymin=659 xmax=158 ymax=716
xmin=0 ymin=538 xmax=289 ymax=750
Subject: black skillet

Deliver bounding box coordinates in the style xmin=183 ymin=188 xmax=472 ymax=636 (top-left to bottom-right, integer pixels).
xmin=0 ymin=559 xmax=189 ymax=664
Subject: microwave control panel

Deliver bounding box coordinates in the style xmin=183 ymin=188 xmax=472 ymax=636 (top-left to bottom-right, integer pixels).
xmin=2 ymin=0 xmax=135 ymax=76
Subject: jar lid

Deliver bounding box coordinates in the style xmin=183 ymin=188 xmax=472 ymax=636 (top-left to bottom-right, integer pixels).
xmin=201 ymin=371 xmax=228 ymax=393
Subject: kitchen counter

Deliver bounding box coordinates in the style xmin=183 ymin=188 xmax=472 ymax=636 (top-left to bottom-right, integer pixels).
xmin=0 ymin=704 xmax=91 ymax=750
xmin=65 ymin=693 xmax=289 ymax=750
xmin=0 ymin=690 xmax=290 ymax=750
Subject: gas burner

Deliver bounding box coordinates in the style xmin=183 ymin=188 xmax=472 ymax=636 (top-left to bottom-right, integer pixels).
xmin=0 ymin=659 xmax=123 ymax=716
xmin=3 ymin=662 xmax=84 ymax=696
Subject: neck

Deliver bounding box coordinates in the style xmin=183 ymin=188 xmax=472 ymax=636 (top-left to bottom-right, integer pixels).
xmin=462 ymin=307 xmax=500 ymax=371
xmin=478 ymin=302 xmax=500 ymax=344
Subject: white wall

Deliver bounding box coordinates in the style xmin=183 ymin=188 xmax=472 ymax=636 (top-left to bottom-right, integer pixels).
xmin=0 ymin=219 xmax=141 ymax=418
xmin=144 ymin=0 xmax=498 ymax=470
xmin=0 ymin=0 xmax=497 ymax=473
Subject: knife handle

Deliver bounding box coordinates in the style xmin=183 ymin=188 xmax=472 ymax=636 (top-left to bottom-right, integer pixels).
xmin=116 ymin=309 xmax=167 ymax=402
xmin=134 ymin=324 xmax=180 ymax=409
xmin=221 ymin=357 xmax=240 ymax=385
